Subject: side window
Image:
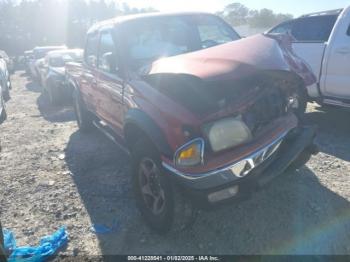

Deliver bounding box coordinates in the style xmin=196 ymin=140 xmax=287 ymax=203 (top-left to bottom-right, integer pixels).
xmin=85 ymin=33 xmax=99 ymax=67
xmin=269 ymin=21 xmax=293 ymax=35
xmin=98 ymin=31 xmax=118 ymax=73
xmin=291 ymin=15 xmax=337 ymax=42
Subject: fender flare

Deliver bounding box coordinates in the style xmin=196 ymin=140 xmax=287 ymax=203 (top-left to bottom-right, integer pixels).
xmin=66 ymin=77 xmax=81 ymax=99
xmin=66 ymin=76 xmax=78 ymax=91
xmin=124 ymin=109 xmax=173 ymax=158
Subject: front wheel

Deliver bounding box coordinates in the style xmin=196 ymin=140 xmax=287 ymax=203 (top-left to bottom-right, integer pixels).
xmin=131 ymin=138 xmax=197 ymax=234
xmin=132 ymin=139 xmax=174 ymax=234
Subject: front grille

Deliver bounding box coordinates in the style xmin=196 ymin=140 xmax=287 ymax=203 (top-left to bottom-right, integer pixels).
xmin=243 ymin=88 xmax=286 ymax=135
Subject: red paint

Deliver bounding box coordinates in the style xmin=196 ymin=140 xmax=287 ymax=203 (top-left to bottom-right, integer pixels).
xmin=66 ymin=13 xmax=316 ymax=174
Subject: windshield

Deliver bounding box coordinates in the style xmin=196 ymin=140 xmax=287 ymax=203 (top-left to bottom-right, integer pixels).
xmin=34 ymin=48 xmax=65 ymax=59
xmin=49 ymin=52 xmax=83 ymax=67
xmin=122 ymin=14 xmax=240 ymax=70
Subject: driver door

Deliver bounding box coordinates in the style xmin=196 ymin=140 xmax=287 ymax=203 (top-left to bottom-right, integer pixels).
xmin=95 ymin=29 xmax=125 ymax=138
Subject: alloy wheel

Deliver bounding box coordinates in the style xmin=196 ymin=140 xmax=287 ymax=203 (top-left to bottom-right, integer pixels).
xmin=138 ymin=158 xmax=166 ymax=215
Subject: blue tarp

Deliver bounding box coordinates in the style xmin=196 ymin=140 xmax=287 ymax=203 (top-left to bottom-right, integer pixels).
xmin=3 ymin=227 xmax=68 ymax=262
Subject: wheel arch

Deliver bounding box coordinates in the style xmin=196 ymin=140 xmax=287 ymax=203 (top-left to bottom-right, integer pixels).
xmin=124 ymin=109 xmax=173 ymax=158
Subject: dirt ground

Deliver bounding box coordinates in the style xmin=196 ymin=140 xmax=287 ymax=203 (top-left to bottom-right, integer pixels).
xmin=1 ymin=72 xmax=350 ymax=257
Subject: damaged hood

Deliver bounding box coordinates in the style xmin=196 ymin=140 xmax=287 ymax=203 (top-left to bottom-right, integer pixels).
xmin=146 ymin=34 xmax=315 ymax=86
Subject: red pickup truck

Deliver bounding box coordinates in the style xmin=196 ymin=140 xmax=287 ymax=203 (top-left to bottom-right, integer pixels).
xmin=66 ymin=12 xmax=318 ymax=233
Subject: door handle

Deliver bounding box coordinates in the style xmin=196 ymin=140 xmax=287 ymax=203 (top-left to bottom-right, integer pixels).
xmin=335 ymin=47 xmax=350 ymax=54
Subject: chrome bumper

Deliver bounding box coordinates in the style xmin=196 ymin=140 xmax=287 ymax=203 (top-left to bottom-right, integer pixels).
xmin=162 ymin=131 xmax=288 ymax=190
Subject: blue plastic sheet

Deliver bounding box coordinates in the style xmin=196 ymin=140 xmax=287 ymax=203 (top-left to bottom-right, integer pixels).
xmin=90 ymin=219 xmax=119 ymax=235
xmin=3 ymin=229 xmax=16 ymax=252
xmin=3 ymin=227 xmax=68 ymax=262
xmin=90 ymin=224 xmax=112 ymax=234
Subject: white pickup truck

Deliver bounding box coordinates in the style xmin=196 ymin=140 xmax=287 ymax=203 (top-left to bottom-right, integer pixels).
xmin=268 ymin=7 xmax=350 ymax=108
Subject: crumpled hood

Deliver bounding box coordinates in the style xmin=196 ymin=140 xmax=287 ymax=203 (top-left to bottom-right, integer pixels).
xmin=147 ymin=34 xmax=316 ymax=86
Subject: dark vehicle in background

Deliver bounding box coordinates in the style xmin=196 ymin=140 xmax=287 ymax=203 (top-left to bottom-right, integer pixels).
xmin=38 ymin=49 xmax=83 ymax=105
xmin=0 ymin=83 xmax=7 ymax=124
xmin=0 ymin=58 xmax=11 ymax=101
xmin=28 ymin=45 xmax=66 ymax=81
xmin=66 ymin=12 xmax=317 ymax=233
xmin=24 ymin=50 xmax=34 ymax=74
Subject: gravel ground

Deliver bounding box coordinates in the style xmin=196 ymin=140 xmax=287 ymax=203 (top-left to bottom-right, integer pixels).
xmin=1 ymin=72 xmax=350 ymax=257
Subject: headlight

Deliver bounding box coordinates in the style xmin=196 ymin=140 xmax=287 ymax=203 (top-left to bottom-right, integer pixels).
xmin=203 ymin=116 xmax=252 ymax=152
xmin=174 ymin=138 xmax=204 ymax=167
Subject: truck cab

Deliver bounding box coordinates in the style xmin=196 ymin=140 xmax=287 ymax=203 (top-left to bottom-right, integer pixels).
xmin=268 ymin=7 xmax=350 ymax=108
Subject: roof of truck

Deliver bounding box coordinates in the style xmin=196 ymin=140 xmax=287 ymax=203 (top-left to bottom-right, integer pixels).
xmin=47 ymin=49 xmax=83 ymax=56
xmin=87 ymin=11 xmax=215 ymax=34
xmin=300 ymin=8 xmax=343 ymax=18
xmin=33 ymin=46 xmax=67 ymax=52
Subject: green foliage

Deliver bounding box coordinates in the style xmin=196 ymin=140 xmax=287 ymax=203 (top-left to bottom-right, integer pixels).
xmin=0 ymin=0 xmax=158 ymax=55
xmin=0 ymin=1 xmax=292 ymax=55
xmin=218 ymin=2 xmax=293 ymax=28
xmin=217 ymin=3 xmax=249 ymax=26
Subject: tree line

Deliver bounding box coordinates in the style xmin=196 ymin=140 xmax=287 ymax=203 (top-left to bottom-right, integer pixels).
xmin=0 ymin=0 xmax=156 ymax=55
xmin=0 ymin=1 xmax=293 ymax=56
xmin=217 ymin=3 xmax=293 ymax=28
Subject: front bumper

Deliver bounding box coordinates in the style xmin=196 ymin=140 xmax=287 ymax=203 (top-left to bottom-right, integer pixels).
xmin=162 ymin=126 xmax=317 ymax=208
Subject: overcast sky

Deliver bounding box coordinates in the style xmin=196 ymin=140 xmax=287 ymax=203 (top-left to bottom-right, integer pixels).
xmin=124 ymin=0 xmax=349 ymax=16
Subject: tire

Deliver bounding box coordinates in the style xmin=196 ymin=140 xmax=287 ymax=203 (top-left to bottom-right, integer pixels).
xmin=131 ymin=138 xmax=197 ymax=234
xmin=2 ymin=88 xmax=9 ymax=102
xmin=47 ymin=81 xmax=62 ymax=106
xmin=73 ymin=91 xmax=93 ymax=132
xmin=0 ymin=94 xmax=6 ymax=124
xmin=1 ymin=79 xmax=10 ymax=102
xmin=35 ymin=69 xmax=41 ymax=83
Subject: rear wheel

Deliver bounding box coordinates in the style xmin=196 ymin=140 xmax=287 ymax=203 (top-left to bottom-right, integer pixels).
xmin=73 ymin=91 xmax=93 ymax=132
xmin=47 ymin=81 xmax=62 ymax=105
